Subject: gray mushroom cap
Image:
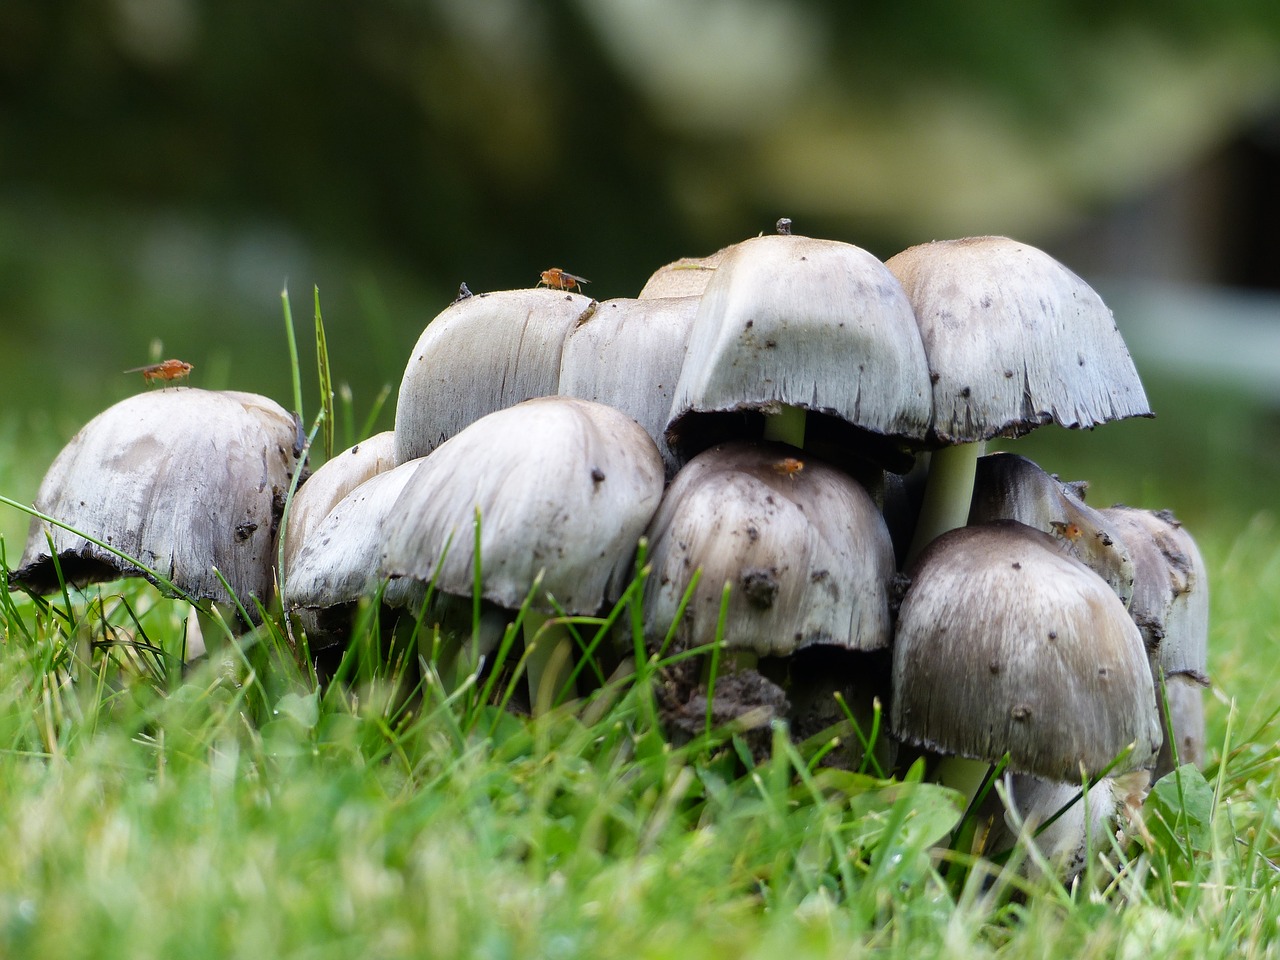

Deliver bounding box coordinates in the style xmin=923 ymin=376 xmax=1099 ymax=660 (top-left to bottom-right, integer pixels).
xmin=286 ymin=460 xmax=426 ymax=616
xmin=665 ymin=234 xmax=932 ymax=458
xmin=891 ymin=520 xmax=1161 ymax=781
xmin=642 ymin=441 xmax=896 ymax=657
xmin=381 ymin=396 xmax=665 ymax=615
xmin=280 ymin=430 xmax=397 ymax=577
xmin=885 ymin=236 xmax=1152 ymax=444
xmin=393 ymin=288 xmax=594 ymax=463
xmin=557 ymin=296 xmax=699 ymax=476
xmin=12 ymin=387 xmax=302 ymax=607
xmin=969 ymin=452 xmax=1135 ymax=606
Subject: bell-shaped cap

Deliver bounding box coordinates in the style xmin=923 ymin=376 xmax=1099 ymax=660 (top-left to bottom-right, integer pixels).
xmin=12 ymin=388 xmax=302 ymax=608
xmin=886 ymin=236 xmax=1151 ymax=444
xmin=637 ymin=248 xmax=729 ymax=299
xmin=892 ymin=520 xmax=1161 ymax=781
xmin=280 ymin=431 xmax=397 ymax=577
xmin=558 ymin=296 xmax=699 ymax=476
xmin=969 ymin=452 xmax=1135 ymax=606
xmin=394 ymin=288 xmax=594 ymax=463
xmin=643 ymin=441 xmax=895 ymax=657
xmin=666 ymin=234 xmax=932 ymax=460
xmin=382 ymin=396 xmax=665 ymax=614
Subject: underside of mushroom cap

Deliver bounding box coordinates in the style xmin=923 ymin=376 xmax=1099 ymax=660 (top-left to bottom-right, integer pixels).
xmin=382 ymin=396 xmax=666 ymax=615
xmin=891 ymin=520 xmax=1161 ymax=781
xmin=394 ymin=288 xmax=594 ymax=463
xmin=643 ymin=441 xmax=895 ymax=657
xmin=12 ymin=388 xmax=303 ymax=607
xmin=886 ymin=236 xmax=1153 ymax=444
xmin=666 ymin=234 xmax=932 ymax=464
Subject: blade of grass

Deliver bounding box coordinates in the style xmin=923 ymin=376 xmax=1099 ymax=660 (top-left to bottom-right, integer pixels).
xmin=314 ymin=286 xmax=334 ymax=461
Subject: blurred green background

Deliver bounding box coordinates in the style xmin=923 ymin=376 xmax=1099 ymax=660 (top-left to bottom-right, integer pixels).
xmin=2 ymin=0 xmax=1279 ymax=550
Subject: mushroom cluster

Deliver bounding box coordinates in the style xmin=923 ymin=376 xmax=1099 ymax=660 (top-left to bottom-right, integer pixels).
xmin=7 ymin=226 xmax=1208 ymax=882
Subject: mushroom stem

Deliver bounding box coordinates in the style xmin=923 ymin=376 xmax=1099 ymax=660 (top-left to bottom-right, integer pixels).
xmin=762 ymin=404 xmax=806 ymax=449
xmin=524 ymin=612 xmax=576 ymax=715
xmin=904 ymin=441 xmax=985 ymax=565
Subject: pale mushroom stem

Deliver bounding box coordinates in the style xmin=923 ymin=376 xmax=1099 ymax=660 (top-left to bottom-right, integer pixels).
xmin=524 ymin=612 xmax=576 ymax=716
xmin=762 ymin=404 xmax=806 ymax=449
xmin=904 ymin=441 xmax=985 ymax=566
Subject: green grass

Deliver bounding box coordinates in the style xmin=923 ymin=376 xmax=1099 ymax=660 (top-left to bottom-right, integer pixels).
xmin=0 ymin=494 xmax=1277 ymax=958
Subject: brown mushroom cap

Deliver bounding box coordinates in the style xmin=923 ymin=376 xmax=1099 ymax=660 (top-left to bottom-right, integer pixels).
xmin=11 ymin=388 xmax=302 ymax=608
xmin=886 ymin=236 xmax=1152 ymax=444
xmin=643 ymin=441 xmax=895 ymax=657
xmin=891 ymin=520 xmax=1160 ymax=781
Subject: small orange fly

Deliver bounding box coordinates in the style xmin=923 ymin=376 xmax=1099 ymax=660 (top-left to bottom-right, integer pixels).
xmin=1049 ymin=519 xmax=1083 ymax=548
xmin=538 ymin=268 xmax=590 ymax=293
xmin=125 ymin=359 xmax=193 ymax=384
xmin=773 ymin=457 xmax=805 ymax=479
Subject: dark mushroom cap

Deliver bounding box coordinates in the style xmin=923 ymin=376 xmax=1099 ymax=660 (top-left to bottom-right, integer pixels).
xmin=382 ymin=396 xmax=665 ymax=614
xmin=394 ymin=288 xmax=594 ymax=463
xmin=886 ymin=236 xmax=1152 ymax=444
xmin=12 ymin=388 xmax=302 ymax=607
xmin=665 ymin=234 xmax=931 ymax=461
xmin=891 ymin=520 xmax=1160 ymax=780
xmin=969 ymin=452 xmax=1135 ymax=606
xmin=643 ymin=441 xmax=895 ymax=657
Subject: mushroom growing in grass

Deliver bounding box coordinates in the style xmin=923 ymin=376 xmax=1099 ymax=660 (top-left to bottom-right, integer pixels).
xmin=643 ymin=440 xmax=896 ymax=762
xmin=558 ymin=296 xmax=699 ymax=477
xmin=280 ymin=430 xmax=397 ymax=581
xmin=665 ymin=232 xmax=931 ymax=469
xmin=394 ymin=287 xmax=594 ymax=464
xmin=892 ymin=521 xmax=1160 ymax=788
xmin=11 ymin=388 xmax=303 ymax=629
xmin=1101 ymin=506 xmax=1210 ymax=774
xmin=885 ymin=237 xmax=1152 ymax=561
xmin=381 ymin=396 xmax=665 ymax=713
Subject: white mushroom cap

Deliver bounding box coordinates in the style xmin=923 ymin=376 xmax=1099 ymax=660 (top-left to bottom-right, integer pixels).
xmin=280 ymin=430 xmax=397 ymax=577
xmin=643 ymin=441 xmax=895 ymax=657
xmin=665 ymin=234 xmax=932 ymax=459
xmin=381 ymin=396 xmax=665 ymax=615
xmin=637 ymin=248 xmax=729 ymax=299
xmin=969 ymin=452 xmax=1135 ymax=606
xmin=393 ymin=288 xmax=594 ymax=463
xmin=12 ymin=388 xmax=302 ymax=608
xmin=885 ymin=236 xmax=1152 ymax=444
xmin=557 ymin=296 xmax=699 ymax=476
xmin=892 ymin=520 xmax=1161 ymax=781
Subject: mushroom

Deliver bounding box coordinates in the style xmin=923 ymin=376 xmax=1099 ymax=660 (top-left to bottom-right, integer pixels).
xmin=637 ymin=248 xmax=729 ymax=299
xmin=968 ymin=452 xmax=1135 ymax=606
xmin=643 ymin=441 xmax=896 ymax=762
xmin=393 ymin=287 xmax=594 ymax=463
xmin=665 ymin=232 xmax=931 ymax=468
xmin=1100 ymin=506 xmax=1210 ymax=774
xmin=891 ymin=521 xmax=1161 ymax=784
xmin=11 ymin=388 xmax=302 ymax=619
xmin=380 ymin=396 xmax=665 ymax=710
xmin=885 ymin=237 xmax=1152 ymax=560
xmin=557 ymin=296 xmax=699 ymax=477
xmin=279 ymin=430 xmax=397 ymax=580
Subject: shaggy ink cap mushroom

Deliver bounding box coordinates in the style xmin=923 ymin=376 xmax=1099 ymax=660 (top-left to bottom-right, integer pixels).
xmin=12 ymin=388 xmax=302 ymax=613
xmin=558 ymin=296 xmax=699 ymax=477
xmin=636 ymin=247 xmax=729 ymax=299
xmin=280 ymin=430 xmax=397 ymax=579
xmin=1100 ymin=505 xmax=1209 ymax=773
xmin=394 ymin=287 xmax=594 ymax=463
xmin=664 ymin=233 xmax=931 ymax=467
xmin=885 ymin=236 xmax=1152 ymax=560
xmin=891 ymin=520 xmax=1161 ymax=782
xmin=642 ymin=440 xmax=896 ymax=658
xmin=969 ymin=452 xmax=1135 ymax=606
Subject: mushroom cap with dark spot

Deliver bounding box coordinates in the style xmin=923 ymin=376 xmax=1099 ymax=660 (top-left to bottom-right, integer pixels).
xmin=891 ymin=520 xmax=1160 ymax=780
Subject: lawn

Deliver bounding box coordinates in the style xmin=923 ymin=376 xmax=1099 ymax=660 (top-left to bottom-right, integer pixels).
xmin=0 ymin=309 xmax=1277 ymax=959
